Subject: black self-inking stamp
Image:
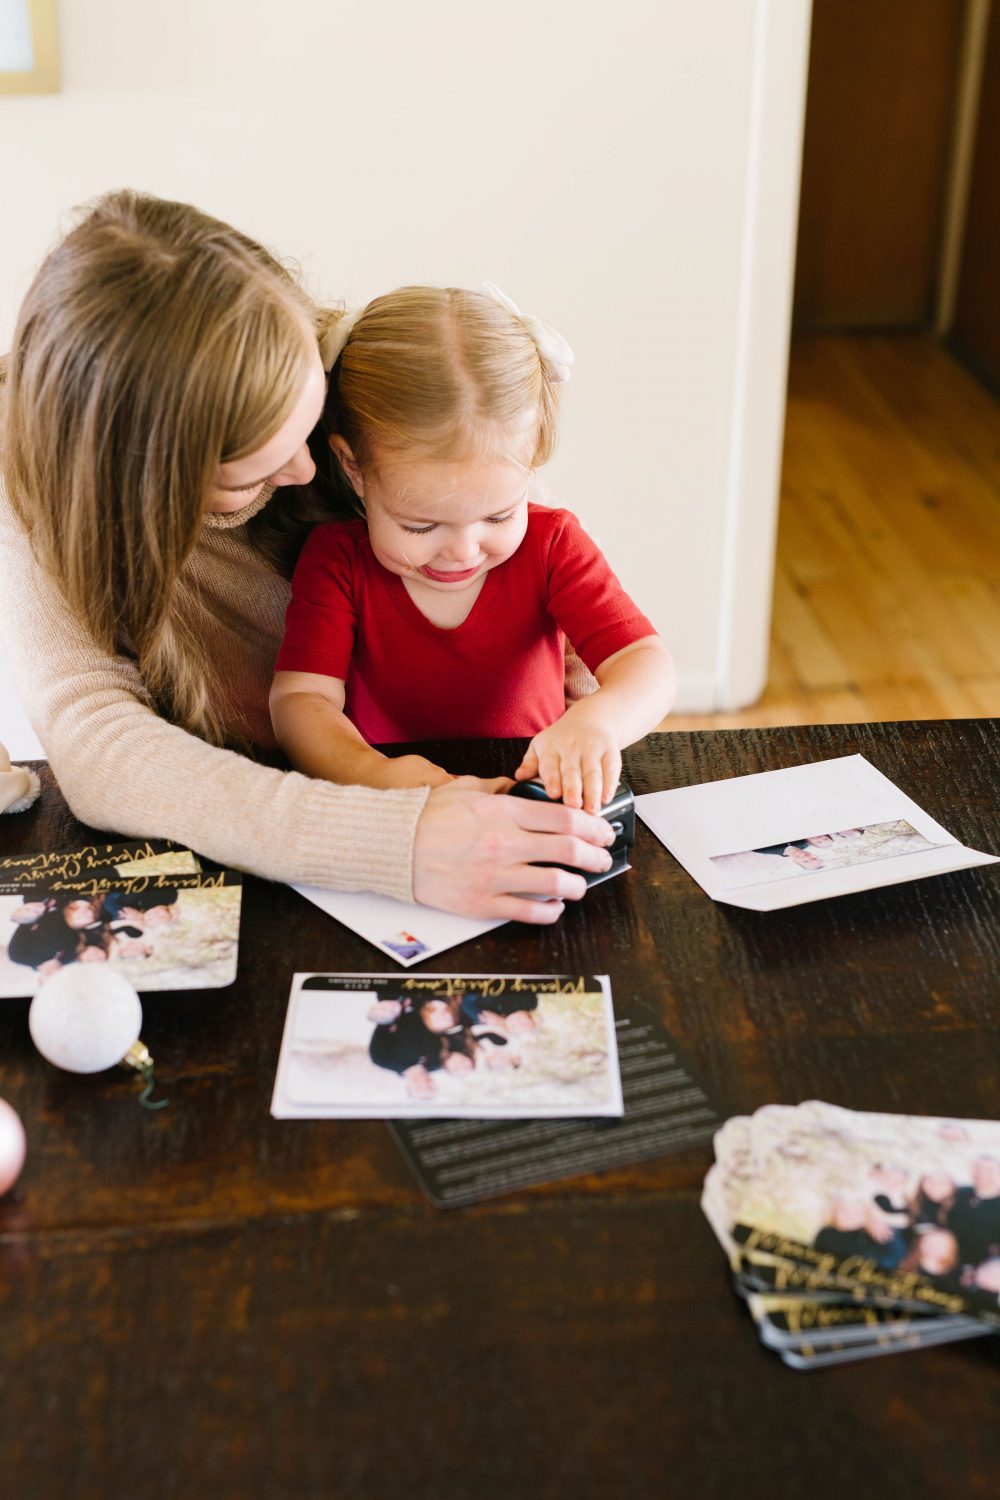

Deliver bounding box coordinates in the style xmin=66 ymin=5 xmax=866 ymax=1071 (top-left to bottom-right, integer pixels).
xmin=508 ymin=780 xmax=635 ymax=886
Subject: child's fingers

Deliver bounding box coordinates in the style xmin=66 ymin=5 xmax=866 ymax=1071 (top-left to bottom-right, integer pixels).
xmin=581 ymin=764 xmax=604 ymax=814
xmin=514 ymin=746 xmax=540 ymax=782
xmin=537 ymin=747 xmax=564 ymax=803
xmin=602 ymin=748 xmax=622 ymax=806
xmin=559 ymin=756 xmax=584 ymax=810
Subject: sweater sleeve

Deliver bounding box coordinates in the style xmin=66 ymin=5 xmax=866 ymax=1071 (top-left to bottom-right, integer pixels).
xmin=0 ymin=489 xmax=427 ymax=899
xmin=544 ymin=509 xmax=658 ymax=673
xmin=563 ymin=641 xmax=599 ymax=706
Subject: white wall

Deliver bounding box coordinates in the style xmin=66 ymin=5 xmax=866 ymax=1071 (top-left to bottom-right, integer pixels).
xmin=0 ymin=0 xmax=811 ymax=756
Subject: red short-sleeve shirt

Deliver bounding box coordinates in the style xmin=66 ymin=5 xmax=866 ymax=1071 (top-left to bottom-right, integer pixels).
xmin=275 ymin=503 xmax=656 ymax=743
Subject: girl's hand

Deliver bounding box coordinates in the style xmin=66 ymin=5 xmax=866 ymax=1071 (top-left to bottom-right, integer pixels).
xmin=514 ymin=705 xmax=621 ymax=813
xmin=514 ymin=637 xmax=675 ymax=811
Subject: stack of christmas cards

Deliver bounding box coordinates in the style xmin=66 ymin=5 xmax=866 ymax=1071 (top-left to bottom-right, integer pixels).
xmin=703 ymin=1101 xmax=1000 ymax=1368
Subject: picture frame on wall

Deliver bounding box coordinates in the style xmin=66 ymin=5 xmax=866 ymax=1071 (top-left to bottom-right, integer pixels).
xmin=0 ymin=0 xmax=59 ymax=94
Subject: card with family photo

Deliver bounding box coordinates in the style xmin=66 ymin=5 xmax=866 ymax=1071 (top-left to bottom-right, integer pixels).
xmin=0 ymin=862 xmax=242 ymax=997
xmin=770 ymin=1318 xmax=994 ymax=1370
xmin=0 ymin=837 xmax=202 ymax=888
xmin=745 ymin=1288 xmax=992 ymax=1369
xmin=702 ymin=1101 xmax=1000 ymax=1371
xmin=636 ymin=755 xmax=997 ymax=910
xmin=708 ymin=819 xmax=937 ymax=887
xmin=745 ymin=1294 xmax=987 ymax=1354
xmin=271 ymin=973 xmax=623 ymax=1120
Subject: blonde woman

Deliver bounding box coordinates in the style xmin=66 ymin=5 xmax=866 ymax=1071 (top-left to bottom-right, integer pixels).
xmin=0 ymin=192 xmax=615 ymax=921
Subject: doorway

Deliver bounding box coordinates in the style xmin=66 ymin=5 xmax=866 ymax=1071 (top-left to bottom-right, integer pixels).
xmin=671 ymin=0 xmax=1000 ymax=730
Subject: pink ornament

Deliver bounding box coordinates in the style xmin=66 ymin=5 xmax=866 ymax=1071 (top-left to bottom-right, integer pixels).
xmin=0 ymin=1098 xmax=26 ymax=1196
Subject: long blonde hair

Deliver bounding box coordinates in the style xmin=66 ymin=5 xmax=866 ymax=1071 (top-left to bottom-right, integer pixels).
xmin=325 ymin=285 xmax=560 ymax=508
xmin=2 ymin=189 xmax=339 ymax=745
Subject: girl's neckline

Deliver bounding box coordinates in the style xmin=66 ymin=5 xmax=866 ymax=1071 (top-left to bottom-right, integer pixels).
xmin=389 ymin=560 xmax=500 ymax=634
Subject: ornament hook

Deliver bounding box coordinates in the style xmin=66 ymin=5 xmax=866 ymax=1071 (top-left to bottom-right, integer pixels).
xmin=122 ymin=1041 xmax=169 ymax=1111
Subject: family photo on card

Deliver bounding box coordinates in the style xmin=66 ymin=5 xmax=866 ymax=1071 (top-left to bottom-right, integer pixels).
xmin=271 ymin=974 xmax=623 ymax=1120
xmin=0 ymin=841 xmax=241 ymax=996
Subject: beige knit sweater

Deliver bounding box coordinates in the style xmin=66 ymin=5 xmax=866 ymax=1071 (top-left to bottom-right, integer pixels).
xmin=0 ymin=481 xmax=428 ymax=899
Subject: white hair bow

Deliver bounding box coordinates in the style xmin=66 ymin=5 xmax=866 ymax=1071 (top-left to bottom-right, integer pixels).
xmin=482 ymin=282 xmax=574 ymax=384
xmin=319 ymin=307 xmax=363 ymax=372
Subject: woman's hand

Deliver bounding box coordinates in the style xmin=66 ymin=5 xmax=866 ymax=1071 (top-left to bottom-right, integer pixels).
xmin=412 ymin=776 xmax=615 ymax=923
xmin=11 ymin=900 xmax=52 ymax=925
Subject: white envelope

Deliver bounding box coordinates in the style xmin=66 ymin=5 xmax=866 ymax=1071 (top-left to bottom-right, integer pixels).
xmin=635 ymin=755 xmax=998 ymax=910
xmin=290 ymin=884 xmax=502 ymax=965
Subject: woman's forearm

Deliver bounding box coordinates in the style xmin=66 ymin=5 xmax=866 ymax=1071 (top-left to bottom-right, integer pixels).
xmin=0 ymin=498 xmax=428 ymax=895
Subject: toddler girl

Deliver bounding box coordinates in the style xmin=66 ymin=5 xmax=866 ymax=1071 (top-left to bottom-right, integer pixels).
xmin=270 ymin=284 xmax=675 ymax=813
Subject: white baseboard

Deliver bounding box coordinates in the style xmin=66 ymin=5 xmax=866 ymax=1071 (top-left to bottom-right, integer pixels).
xmin=672 ymin=669 xmax=720 ymax=715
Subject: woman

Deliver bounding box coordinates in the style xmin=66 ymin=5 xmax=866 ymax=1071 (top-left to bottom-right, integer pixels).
xmin=0 ymin=191 xmax=614 ymax=919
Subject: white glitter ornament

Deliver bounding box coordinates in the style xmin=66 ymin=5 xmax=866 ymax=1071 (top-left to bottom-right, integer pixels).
xmin=0 ymin=1098 xmax=26 ymax=1195
xmin=29 ymin=966 xmax=143 ymax=1073
xmin=0 ymin=741 xmax=41 ymax=815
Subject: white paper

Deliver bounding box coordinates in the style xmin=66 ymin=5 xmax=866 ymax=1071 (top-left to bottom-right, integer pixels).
xmin=291 ymin=884 xmax=503 ymax=965
xmin=635 ymin=755 xmax=997 ymax=910
xmin=271 ymin=972 xmax=623 ymax=1119
xmin=292 ymin=857 xmax=630 ymax=966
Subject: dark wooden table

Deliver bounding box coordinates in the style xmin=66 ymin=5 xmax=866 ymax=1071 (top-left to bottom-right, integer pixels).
xmin=1 ymin=721 xmax=999 ymax=1500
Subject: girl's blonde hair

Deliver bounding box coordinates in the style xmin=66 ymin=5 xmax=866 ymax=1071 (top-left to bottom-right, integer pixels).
xmin=325 ymin=285 xmax=560 ymax=505
xmin=2 ymin=189 xmax=340 ymax=745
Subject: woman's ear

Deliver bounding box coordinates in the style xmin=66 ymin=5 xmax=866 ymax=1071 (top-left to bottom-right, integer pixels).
xmin=329 ymin=435 xmax=364 ymax=498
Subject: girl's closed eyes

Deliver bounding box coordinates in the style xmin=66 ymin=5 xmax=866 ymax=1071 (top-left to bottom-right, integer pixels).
xmin=400 ymin=509 xmax=518 ymax=534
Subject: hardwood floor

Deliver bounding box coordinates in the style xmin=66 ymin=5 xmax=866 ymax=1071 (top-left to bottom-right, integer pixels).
xmin=667 ymin=335 xmax=1000 ymax=730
